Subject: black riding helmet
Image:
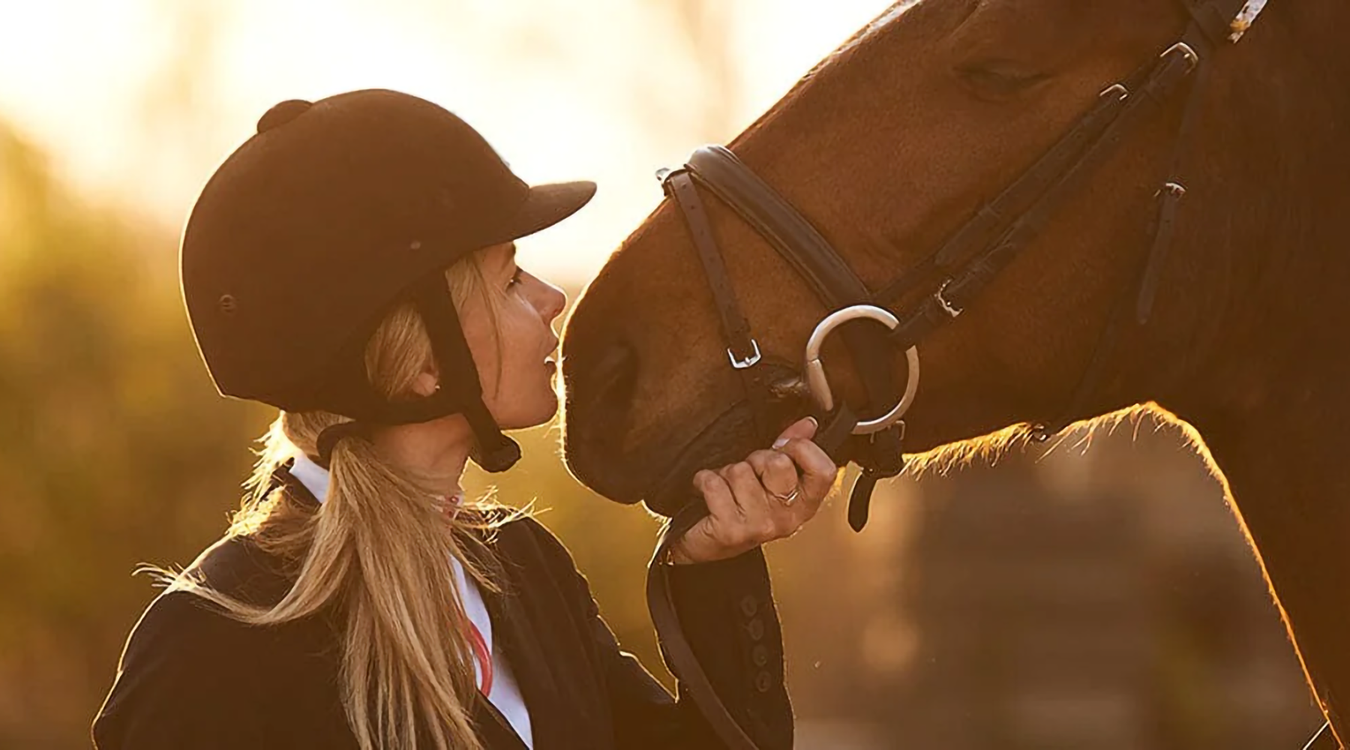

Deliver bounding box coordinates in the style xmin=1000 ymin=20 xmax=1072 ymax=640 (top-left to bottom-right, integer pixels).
xmin=181 ymin=89 xmax=595 ymax=470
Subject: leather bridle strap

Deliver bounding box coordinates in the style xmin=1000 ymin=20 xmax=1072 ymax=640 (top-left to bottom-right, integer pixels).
xmin=879 ymin=0 xmax=1251 ymax=326
xmin=670 ymin=148 xmax=908 ymax=448
xmin=665 ymin=170 xmax=777 ymax=441
xmin=1031 ymin=1 xmax=1234 ymax=440
xmin=647 ymin=503 xmax=758 ymax=750
xmin=663 ymin=149 xmax=910 ymax=529
xmin=659 ymin=154 xmax=906 ymax=749
xmin=877 ymin=80 xmax=1133 ymax=304
xmin=877 ymin=1 xmax=1252 ymax=443
xmin=682 ymin=148 xmax=872 ymax=306
xmin=680 ymin=146 xmax=908 ymax=525
xmin=645 ymin=407 xmax=860 ymax=750
xmin=885 ymin=41 xmax=1202 ymax=350
xmin=1038 ymin=42 xmax=1216 ymax=439
xmin=658 ymin=164 xmax=887 ymax=747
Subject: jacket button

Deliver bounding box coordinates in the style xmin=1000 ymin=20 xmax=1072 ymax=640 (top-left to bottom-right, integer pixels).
xmin=739 ymin=595 xmax=758 ymax=618
xmin=746 ymin=618 xmax=765 ymax=641
xmin=754 ymin=671 xmax=773 ymax=693
xmin=752 ymin=644 xmax=770 ymax=667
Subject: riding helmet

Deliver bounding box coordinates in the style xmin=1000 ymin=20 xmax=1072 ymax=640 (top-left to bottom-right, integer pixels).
xmin=180 ymin=88 xmax=595 ymax=470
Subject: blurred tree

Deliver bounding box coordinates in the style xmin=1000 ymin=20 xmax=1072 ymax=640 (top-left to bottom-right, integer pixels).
xmin=0 ymin=125 xmax=269 ymax=748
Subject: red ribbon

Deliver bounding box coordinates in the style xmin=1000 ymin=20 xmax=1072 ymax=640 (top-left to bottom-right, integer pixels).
xmin=444 ymin=492 xmax=491 ymax=696
xmin=466 ymin=621 xmax=493 ymax=696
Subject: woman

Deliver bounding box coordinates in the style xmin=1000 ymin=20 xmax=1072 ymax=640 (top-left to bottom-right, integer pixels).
xmin=91 ymin=89 xmax=837 ymax=750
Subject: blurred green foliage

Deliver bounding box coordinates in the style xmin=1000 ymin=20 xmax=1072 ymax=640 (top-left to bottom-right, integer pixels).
xmin=0 ymin=126 xmax=267 ymax=748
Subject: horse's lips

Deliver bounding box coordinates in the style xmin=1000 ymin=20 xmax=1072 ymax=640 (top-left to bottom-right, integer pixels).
xmin=561 ymin=351 xmax=800 ymax=507
xmin=642 ymin=402 xmax=759 ymax=513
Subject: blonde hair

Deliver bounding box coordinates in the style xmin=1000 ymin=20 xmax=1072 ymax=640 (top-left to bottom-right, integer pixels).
xmin=163 ymin=247 xmax=516 ymax=750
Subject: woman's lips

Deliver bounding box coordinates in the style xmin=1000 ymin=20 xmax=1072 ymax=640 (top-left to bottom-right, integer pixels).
xmin=544 ymin=336 xmax=560 ymax=370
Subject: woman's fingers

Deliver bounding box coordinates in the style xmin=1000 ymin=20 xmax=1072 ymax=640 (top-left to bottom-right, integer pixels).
xmin=674 ymin=417 xmax=842 ymax=565
xmin=771 ymin=433 xmax=837 ymax=512
xmin=717 ymin=461 xmax=784 ymax=539
xmin=678 ymin=466 xmax=770 ymax=565
xmin=745 ymin=448 xmax=804 ymax=505
xmin=693 ymin=469 xmax=741 ymax=522
xmin=675 ymin=470 xmax=738 ymax=565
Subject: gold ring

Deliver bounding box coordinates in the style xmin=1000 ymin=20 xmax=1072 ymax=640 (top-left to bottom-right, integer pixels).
xmin=769 ymin=486 xmax=801 ymax=506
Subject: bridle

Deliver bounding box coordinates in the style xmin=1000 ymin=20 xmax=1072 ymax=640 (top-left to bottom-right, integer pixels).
xmin=641 ymin=1 xmax=1334 ymax=749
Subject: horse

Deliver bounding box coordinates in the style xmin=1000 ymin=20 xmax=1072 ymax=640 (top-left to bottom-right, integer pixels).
xmin=559 ymin=0 xmax=1350 ymax=746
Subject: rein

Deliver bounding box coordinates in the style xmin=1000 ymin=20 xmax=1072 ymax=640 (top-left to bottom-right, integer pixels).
xmin=641 ymin=1 xmax=1334 ymax=749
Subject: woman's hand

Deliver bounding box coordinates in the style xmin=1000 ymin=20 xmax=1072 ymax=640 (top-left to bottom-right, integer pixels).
xmin=669 ymin=417 xmax=839 ymax=565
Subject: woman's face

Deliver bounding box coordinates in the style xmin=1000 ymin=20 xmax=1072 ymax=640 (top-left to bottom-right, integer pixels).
xmin=457 ymin=243 xmax=567 ymax=430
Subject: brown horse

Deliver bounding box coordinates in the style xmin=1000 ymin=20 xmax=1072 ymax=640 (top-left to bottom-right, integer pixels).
xmin=561 ymin=0 xmax=1350 ymax=745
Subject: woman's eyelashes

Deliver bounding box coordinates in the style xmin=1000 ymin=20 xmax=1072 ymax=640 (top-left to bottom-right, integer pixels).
xmin=506 ymin=267 xmax=525 ymax=291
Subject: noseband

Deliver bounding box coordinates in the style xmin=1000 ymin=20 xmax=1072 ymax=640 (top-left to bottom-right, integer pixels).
xmin=642 ymin=2 xmax=1329 ymax=750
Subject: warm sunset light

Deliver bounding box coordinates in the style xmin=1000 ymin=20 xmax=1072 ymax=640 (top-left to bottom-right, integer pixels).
xmin=2 ymin=1 xmax=1331 ymax=748
xmin=0 ymin=0 xmax=887 ymax=282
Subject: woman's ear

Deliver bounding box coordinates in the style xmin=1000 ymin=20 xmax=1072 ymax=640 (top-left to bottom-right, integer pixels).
xmin=411 ymin=368 xmax=440 ymax=398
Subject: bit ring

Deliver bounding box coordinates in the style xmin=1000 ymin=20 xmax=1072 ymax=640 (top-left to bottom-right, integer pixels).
xmin=803 ymin=305 xmax=921 ymax=435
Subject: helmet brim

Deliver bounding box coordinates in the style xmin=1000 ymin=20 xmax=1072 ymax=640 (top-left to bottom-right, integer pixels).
xmin=501 ymin=180 xmax=598 ymax=242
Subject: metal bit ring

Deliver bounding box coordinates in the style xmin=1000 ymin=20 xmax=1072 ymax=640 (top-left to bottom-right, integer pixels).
xmin=803 ymin=305 xmax=920 ymax=436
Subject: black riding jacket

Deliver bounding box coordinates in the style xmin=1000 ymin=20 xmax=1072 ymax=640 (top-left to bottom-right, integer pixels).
xmin=91 ymin=475 xmax=792 ymax=750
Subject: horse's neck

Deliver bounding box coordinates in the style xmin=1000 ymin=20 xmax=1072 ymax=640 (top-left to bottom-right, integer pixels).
xmin=1150 ymin=11 xmax=1350 ymax=733
xmin=1175 ymin=5 xmax=1350 ymax=385
xmin=1174 ymin=371 xmax=1350 ymax=734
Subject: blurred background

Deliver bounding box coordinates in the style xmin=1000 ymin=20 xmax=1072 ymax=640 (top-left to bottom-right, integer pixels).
xmin=0 ymin=0 xmax=1323 ymax=747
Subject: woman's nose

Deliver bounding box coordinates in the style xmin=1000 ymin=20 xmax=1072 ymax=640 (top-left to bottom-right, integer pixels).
xmin=534 ymin=281 xmax=567 ymax=324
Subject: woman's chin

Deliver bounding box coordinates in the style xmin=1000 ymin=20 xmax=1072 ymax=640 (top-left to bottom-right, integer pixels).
xmin=495 ymin=395 xmax=559 ymax=432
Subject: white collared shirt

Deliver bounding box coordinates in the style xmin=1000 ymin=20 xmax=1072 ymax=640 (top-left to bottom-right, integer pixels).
xmin=290 ymin=453 xmax=534 ymax=747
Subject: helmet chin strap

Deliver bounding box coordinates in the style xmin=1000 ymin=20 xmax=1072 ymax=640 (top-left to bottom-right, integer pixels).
xmin=313 ymin=273 xmax=521 ymax=472
xmin=411 ymin=276 xmax=521 ymax=473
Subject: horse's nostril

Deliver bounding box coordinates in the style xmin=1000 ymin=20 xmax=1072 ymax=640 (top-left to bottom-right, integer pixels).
xmin=589 ymin=342 xmax=639 ymax=408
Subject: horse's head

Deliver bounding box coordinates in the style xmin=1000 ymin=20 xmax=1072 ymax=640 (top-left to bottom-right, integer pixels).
xmin=561 ymin=0 xmax=1293 ymax=505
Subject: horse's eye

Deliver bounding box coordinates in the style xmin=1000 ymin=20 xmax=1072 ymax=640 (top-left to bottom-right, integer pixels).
xmin=955 ymin=59 xmax=1048 ymax=100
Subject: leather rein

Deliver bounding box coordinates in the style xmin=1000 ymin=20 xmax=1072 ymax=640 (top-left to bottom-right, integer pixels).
xmin=644 ymin=2 xmax=1333 ymax=749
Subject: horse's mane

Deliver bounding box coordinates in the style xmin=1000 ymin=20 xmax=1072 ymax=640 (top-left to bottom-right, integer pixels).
xmin=900 ymin=403 xmax=1213 ymax=480
xmin=900 ymin=420 xmax=1041 ymax=479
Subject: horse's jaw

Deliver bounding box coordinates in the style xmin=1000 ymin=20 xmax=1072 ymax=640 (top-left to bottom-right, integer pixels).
xmin=561 ymin=388 xmax=763 ymax=510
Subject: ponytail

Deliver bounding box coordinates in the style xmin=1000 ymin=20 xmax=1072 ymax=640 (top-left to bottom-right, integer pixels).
xmin=158 ymin=249 xmax=519 ymax=750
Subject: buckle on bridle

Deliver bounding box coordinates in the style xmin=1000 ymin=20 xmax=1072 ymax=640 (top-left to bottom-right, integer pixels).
xmin=1164 ymin=41 xmax=1201 ymax=69
xmin=934 ymin=279 xmax=964 ymax=318
xmin=728 ymin=339 xmax=762 ymax=370
xmin=804 ymin=305 xmax=921 ymax=435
